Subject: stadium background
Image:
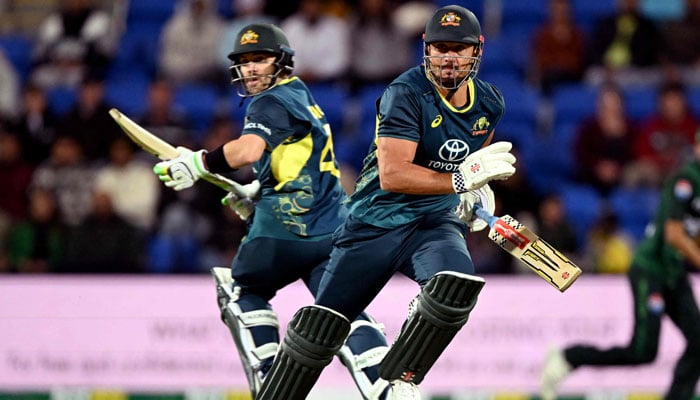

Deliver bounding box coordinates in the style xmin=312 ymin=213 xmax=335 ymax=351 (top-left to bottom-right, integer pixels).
xmin=1 ymin=0 xmax=700 ymax=399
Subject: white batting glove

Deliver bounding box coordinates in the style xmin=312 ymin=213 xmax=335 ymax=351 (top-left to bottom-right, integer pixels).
xmin=236 ymin=180 xmax=262 ymax=200
xmin=221 ymin=180 xmax=261 ymax=220
xmin=153 ymin=146 xmax=209 ymax=191
xmin=452 ymin=141 xmax=516 ymax=194
xmin=457 ymin=183 xmax=495 ymax=232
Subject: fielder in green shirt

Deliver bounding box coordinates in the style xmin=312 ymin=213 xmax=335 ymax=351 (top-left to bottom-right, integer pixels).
xmin=541 ymin=132 xmax=700 ymax=400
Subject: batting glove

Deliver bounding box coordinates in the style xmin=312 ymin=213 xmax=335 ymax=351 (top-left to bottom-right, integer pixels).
xmin=222 ymin=193 xmax=255 ymax=220
xmin=221 ymin=180 xmax=261 ymax=220
xmin=452 ymin=141 xmax=516 ymax=194
xmin=153 ymin=146 xmax=209 ymax=191
xmin=456 ymin=183 xmax=494 ymax=232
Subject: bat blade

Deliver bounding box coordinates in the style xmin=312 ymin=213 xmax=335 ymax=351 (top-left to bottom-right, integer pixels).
xmin=108 ymin=108 xmax=249 ymax=197
xmin=108 ymin=108 xmax=179 ymax=160
xmin=488 ymin=214 xmax=582 ymax=292
xmin=473 ymin=205 xmax=582 ymax=292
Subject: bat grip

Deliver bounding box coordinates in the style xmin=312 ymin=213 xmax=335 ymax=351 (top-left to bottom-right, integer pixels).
xmin=473 ymin=204 xmax=498 ymax=228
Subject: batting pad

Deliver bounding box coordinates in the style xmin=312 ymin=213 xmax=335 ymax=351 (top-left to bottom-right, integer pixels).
xmin=379 ymin=271 xmax=485 ymax=384
xmin=256 ymin=305 xmax=351 ymax=400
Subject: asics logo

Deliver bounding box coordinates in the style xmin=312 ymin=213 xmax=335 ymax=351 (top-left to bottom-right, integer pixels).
xmin=431 ymin=115 xmax=443 ymax=128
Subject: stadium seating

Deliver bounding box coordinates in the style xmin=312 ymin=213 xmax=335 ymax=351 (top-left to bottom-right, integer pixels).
xmin=125 ymin=0 xmax=176 ymax=27
xmin=47 ymin=85 xmax=78 ymax=117
xmin=551 ymin=84 xmax=598 ymax=126
xmin=104 ymin=73 xmax=150 ymax=118
xmin=0 ymin=34 xmax=33 ymax=82
xmin=608 ymin=187 xmax=659 ymax=241
xmin=558 ymin=183 xmax=605 ymax=245
xmin=571 ymin=0 xmax=616 ymax=33
xmin=306 ymin=82 xmax=351 ymax=137
xmin=623 ymin=85 xmax=658 ymax=121
xmin=173 ymin=83 xmax=221 ymax=139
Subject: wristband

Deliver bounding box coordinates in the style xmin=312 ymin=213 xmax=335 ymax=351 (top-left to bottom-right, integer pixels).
xmin=204 ymin=145 xmax=236 ymax=174
xmin=452 ymin=172 xmax=468 ymax=194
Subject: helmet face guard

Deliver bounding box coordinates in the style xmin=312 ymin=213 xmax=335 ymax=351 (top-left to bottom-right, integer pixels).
xmin=423 ymin=41 xmax=482 ymax=90
xmin=422 ymin=5 xmax=483 ymax=90
xmin=229 ymin=48 xmax=293 ymax=97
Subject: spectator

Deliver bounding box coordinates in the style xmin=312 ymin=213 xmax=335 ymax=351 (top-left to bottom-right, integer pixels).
xmin=56 ymin=75 xmax=122 ymax=164
xmin=660 ymin=0 xmax=700 ymax=74
xmin=10 ymin=83 xmax=59 ymax=166
xmin=281 ymin=0 xmax=350 ymax=83
xmin=0 ymin=130 xmax=34 ymax=222
xmin=264 ymin=0 xmax=301 ymax=23
xmin=582 ymin=209 xmax=634 ymax=274
xmin=30 ymin=135 xmax=95 ymax=227
xmin=347 ymin=0 xmax=413 ymax=92
xmin=218 ymin=0 xmax=277 ymax=70
xmin=530 ymin=0 xmax=587 ymax=95
xmin=632 ymin=81 xmax=700 ymax=187
xmin=93 ymin=137 xmax=161 ymax=233
xmin=572 ymin=84 xmax=637 ymax=195
xmin=30 ymin=0 xmax=119 ymax=90
xmin=137 ymin=78 xmax=193 ymax=148
xmin=60 ymin=191 xmax=144 ymax=273
xmin=158 ymin=0 xmax=226 ymax=87
xmin=5 ymin=188 xmax=65 ymax=273
xmin=586 ymin=0 xmax=663 ymax=86
xmin=0 ymin=48 xmax=19 ymax=120
xmin=490 ymin=143 xmax=541 ymax=221
xmin=535 ymin=193 xmax=578 ymax=259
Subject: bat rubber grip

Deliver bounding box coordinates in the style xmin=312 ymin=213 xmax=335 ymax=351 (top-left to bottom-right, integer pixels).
xmin=473 ymin=204 xmax=498 ymax=228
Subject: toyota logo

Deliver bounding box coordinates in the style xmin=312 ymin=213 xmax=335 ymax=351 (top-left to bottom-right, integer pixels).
xmin=439 ymin=139 xmax=470 ymax=162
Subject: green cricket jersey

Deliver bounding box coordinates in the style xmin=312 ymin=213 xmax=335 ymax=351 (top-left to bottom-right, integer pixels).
xmin=241 ymin=76 xmax=346 ymax=238
xmin=633 ymin=160 xmax=700 ymax=282
xmin=348 ymin=65 xmax=505 ymax=229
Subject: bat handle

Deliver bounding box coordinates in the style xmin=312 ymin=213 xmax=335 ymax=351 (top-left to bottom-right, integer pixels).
xmin=473 ymin=204 xmax=498 ymax=228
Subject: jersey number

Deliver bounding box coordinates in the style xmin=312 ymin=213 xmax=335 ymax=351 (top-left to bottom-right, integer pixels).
xmin=319 ymin=124 xmax=340 ymax=178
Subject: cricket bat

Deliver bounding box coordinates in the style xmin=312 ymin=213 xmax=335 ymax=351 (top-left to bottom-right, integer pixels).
xmin=108 ymin=108 xmax=249 ymax=198
xmin=474 ymin=204 xmax=582 ymax=292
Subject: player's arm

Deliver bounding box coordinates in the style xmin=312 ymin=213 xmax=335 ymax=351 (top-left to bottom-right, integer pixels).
xmin=377 ymin=136 xmax=453 ymax=195
xmin=665 ymin=219 xmax=700 ymax=270
xmin=377 ymin=137 xmax=515 ymax=195
xmin=213 ymin=134 xmax=267 ymax=170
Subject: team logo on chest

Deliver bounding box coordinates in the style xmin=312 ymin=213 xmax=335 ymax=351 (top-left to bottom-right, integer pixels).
xmin=472 ymin=116 xmax=490 ymax=136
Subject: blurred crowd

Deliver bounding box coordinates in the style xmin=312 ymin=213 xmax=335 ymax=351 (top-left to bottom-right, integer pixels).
xmin=0 ymin=0 xmax=699 ymax=275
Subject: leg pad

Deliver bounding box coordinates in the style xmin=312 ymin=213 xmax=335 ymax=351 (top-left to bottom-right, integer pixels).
xmin=379 ymin=271 xmax=485 ymax=384
xmin=256 ymin=305 xmax=351 ymax=400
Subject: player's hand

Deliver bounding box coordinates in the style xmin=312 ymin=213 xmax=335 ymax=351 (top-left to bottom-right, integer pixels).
xmin=237 ymin=180 xmax=262 ymax=200
xmin=222 ymin=193 xmax=255 ymax=220
xmin=221 ymin=180 xmax=261 ymax=220
xmin=153 ymin=146 xmax=209 ymax=191
xmin=457 ymin=183 xmax=494 ymax=232
xmin=452 ymin=141 xmax=516 ymax=193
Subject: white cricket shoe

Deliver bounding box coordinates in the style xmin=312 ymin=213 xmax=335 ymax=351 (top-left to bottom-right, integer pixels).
xmin=541 ymin=346 xmax=572 ymax=400
xmin=386 ymin=380 xmax=421 ymax=400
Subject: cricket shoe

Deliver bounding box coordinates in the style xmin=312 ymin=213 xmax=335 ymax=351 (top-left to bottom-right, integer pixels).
xmin=540 ymin=346 xmax=572 ymax=400
xmin=386 ymin=380 xmax=421 ymax=400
